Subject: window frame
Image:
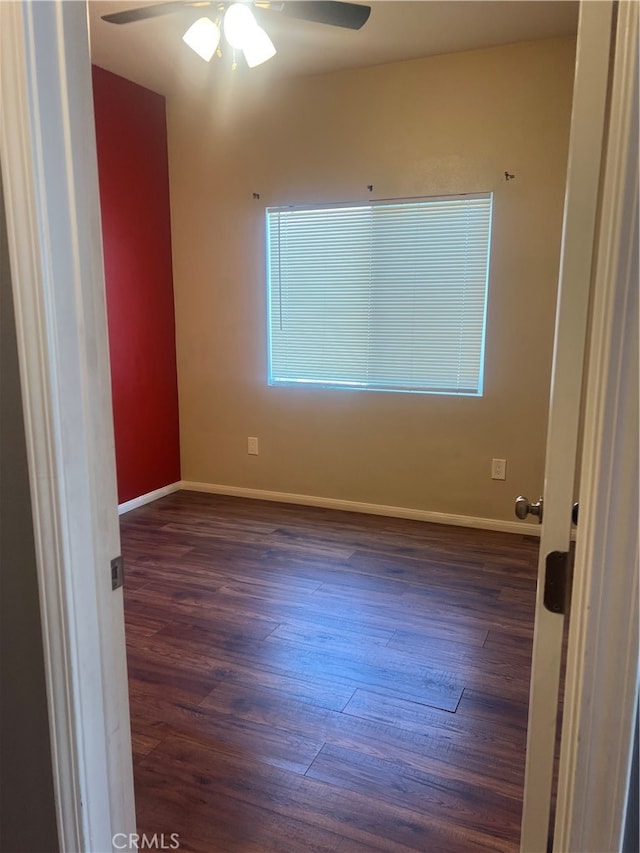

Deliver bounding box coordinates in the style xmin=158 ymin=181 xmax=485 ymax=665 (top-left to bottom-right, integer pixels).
xmin=265 ymin=192 xmax=493 ymax=397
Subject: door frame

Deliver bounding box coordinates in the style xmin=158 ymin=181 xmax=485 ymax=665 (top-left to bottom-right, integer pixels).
xmin=0 ymin=2 xmax=135 ymax=851
xmin=519 ymin=3 xmax=616 ymax=848
xmin=0 ymin=1 xmax=636 ymax=851
xmin=554 ymin=2 xmax=639 ymax=849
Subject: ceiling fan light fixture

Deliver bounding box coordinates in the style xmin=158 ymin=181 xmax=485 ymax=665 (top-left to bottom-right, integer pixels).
xmin=182 ymin=17 xmax=220 ymax=62
xmin=223 ymin=3 xmax=258 ymax=49
xmin=242 ymin=25 xmax=276 ymax=68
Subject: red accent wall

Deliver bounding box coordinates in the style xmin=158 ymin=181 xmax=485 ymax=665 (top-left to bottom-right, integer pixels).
xmin=92 ymin=66 xmax=181 ymax=504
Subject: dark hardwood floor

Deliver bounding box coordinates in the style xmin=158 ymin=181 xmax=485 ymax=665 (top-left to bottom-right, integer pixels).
xmin=120 ymin=491 xmax=539 ymax=853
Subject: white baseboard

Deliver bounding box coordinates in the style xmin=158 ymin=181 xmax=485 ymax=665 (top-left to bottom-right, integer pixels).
xmin=118 ymin=481 xmax=182 ymax=515
xmin=179 ymin=480 xmax=541 ymax=537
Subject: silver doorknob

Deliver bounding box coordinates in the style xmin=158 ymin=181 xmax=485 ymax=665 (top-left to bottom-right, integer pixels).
xmin=515 ymin=495 xmax=544 ymax=522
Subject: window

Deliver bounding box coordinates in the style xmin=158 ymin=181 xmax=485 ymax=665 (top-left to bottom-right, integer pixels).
xmin=266 ymin=193 xmax=493 ymax=396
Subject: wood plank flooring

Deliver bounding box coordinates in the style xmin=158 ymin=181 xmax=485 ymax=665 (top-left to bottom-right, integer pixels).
xmin=120 ymin=491 xmax=539 ymax=853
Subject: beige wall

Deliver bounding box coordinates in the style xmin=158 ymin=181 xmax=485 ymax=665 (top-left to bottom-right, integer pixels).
xmin=167 ymin=36 xmax=575 ymax=522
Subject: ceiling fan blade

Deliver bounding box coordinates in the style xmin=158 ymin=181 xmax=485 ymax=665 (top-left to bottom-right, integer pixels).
xmin=102 ymin=0 xmax=370 ymax=29
xmin=101 ymin=2 xmax=208 ymax=25
xmin=279 ymin=1 xmax=371 ymax=30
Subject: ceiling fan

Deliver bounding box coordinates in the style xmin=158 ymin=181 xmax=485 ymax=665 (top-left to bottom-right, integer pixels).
xmin=102 ymin=1 xmax=372 ymax=68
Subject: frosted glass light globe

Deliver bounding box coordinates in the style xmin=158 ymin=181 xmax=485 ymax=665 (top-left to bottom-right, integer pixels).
xmin=243 ymin=26 xmax=276 ymax=67
xmin=224 ymin=3 xmax=257 ymax=49
xmin=182 ymin=17 xmax=220 ymax=62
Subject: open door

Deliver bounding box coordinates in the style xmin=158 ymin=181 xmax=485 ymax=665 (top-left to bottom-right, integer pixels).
xmin=519 ymin=2 xmax=629 ymax=850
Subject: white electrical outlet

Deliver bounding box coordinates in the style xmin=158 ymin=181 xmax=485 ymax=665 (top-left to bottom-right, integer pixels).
xmin=491 ymin=458 xmax=507 ymax=480
xmin=247 ymin=436 xmax=259 ymax=456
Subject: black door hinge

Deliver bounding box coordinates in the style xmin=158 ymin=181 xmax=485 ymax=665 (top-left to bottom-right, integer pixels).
xmin=111 ymin=555 xmax=125 ymax=590
xmin=543 ymin=550 xmax=573 ymax=614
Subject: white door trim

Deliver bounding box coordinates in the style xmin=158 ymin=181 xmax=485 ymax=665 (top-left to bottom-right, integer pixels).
xmin=519 ymin=2 xmax=615 ymax=849
xmin=554 ymin=2 xmax=639 ymax=849
xmin=0 ymin=2 xmax=135 ymax=850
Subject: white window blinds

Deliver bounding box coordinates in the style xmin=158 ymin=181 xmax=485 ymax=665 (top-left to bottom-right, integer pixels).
xmin=267 ymin=193 xmax=492 ymax=396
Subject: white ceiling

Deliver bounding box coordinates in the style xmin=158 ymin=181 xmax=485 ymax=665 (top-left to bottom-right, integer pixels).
xmin=89 ymin=0 xmax=579 ymax=99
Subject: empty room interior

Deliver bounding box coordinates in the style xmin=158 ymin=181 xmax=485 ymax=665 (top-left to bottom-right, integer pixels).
xmin=88 ymin=1 xmax=579 ymax=849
